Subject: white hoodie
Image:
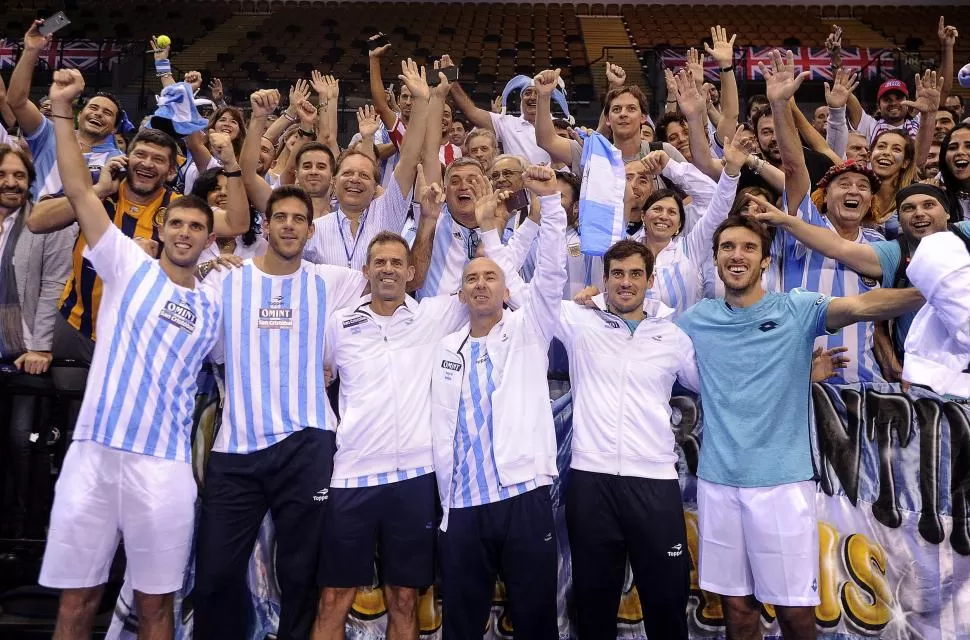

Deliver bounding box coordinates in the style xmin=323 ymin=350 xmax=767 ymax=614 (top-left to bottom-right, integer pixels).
xmin=903 ymin=231 xmax=970 ymax=398
xmin=556 ymin=295 xmax=700 ymax=478
xmin=430 ymin=194 xmax=567 ymax=531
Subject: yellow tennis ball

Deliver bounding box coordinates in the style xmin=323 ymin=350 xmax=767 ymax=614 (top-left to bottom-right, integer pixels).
xmin=156 ymin=35 xmax=171 ymax=48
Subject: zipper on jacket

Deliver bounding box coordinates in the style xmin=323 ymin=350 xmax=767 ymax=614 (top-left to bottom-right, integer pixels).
xmin=601 ymin=306 xmax=634 ymax=476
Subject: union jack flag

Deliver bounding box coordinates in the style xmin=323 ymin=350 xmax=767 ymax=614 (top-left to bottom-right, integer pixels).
xmin=0 ymin=39 xmax=124 ymax=71
xmin=661 ymin=47 xmax=895 ymax=82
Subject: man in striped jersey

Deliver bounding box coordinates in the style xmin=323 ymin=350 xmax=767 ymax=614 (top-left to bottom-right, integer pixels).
xmin=193 ymin=184 xmax=367 ymax=640
xmin=431 ymin=165 xmax=567 ymax=638
xmin=768 ymin=50 xmax=889 ymax=384
xmin=39 ymin=69 xmax=221 ymax=639
xmin=313 ymin=183 xmax=467 ymax=640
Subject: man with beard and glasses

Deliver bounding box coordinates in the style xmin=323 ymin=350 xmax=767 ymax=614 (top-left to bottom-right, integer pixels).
xmin=39 ymin=69 xmax=221 ymax=640
xmin=193 ymin=184 xmax=368 ymax=640
xmin=675 ymin=213 xmax=923 ymax=640
xmin=312 ymin=184 xmax=468 ymax=640
xmin=7 ymin=21 xmax=125 ymax=200
xmin=0 ymin=145 xmax=74 ymax=539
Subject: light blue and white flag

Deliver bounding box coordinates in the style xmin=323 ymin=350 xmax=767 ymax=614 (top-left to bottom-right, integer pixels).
xmin=149 ymin=81 xmax=209 ymax=136
xmin=577 ymin=130 xmax=625 ymax=256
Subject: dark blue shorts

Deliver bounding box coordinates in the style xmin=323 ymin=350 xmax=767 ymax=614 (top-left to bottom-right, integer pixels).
xmin=318 ymin=473 xmax=436 ymax=588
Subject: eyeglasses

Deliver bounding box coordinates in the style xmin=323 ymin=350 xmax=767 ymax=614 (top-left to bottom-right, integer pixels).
xmin=489 ymin=169 xmax=518 ymax=180
xmin=466 ymin=229 xmax=481 ymax=260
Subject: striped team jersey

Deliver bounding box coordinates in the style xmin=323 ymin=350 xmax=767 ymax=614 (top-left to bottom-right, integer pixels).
xmin=451 ymin=337 xmax=538 ymax=508
xmin=416 ymin=209 xmax=481 ymax=299
xmin=26 ymin=118 xmax=123 ymax=200
xmin=779 ymin=194 xmax=886 ymax=384
xmin=72 ymin=224 xmax=221 ymax=462
xmin=206 ymin=260 xmax=366 ymax=454
xmin=564 ymin=228 xmax=603 ymax=299
xmin=333 ymin=466 xmax=433 ymax=489
xmin=60 ymin=185 xmax=175 ymax=341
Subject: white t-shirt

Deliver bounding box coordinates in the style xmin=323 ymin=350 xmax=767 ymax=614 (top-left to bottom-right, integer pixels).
xmin=488 ymin=112 xmax=551 ymax=165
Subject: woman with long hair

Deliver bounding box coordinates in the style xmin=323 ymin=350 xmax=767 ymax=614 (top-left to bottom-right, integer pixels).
xmin=931 ymin=122 xmax=970 ymax=221
xmin=183 ymin=106 xmax=249 ymax=194
xmin=866 ymin=130 xmax=917 ymax=240
xmin=191 ymin=167 xmax=265 ymax=263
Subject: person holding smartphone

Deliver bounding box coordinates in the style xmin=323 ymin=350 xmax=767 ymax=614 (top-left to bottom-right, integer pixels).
xmin=6 ymin=20 xmax=126 ymax=200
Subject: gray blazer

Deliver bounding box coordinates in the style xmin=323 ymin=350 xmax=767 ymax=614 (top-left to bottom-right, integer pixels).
xmin=10 ymin=205 xmax=77 ymax=353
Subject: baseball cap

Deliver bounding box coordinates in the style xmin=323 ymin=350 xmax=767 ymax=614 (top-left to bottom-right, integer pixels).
xmin=877 ymin=79 xmax=909 ymax=101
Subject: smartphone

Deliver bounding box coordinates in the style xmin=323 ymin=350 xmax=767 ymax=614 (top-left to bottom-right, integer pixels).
xmin=38 ymin=11 xmax=71 ymax=37
xmin=505 ymin=188 xmax=530 ymax=212
xmin=368 ymin=33 xmax=389 ymax=51
xmin=428 ymin=65 xmax=459 ymax=87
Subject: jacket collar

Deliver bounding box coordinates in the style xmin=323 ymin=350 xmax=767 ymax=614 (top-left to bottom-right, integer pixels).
xmin=441 ymin=309 xmax=510 ymax=353
xmin=350 ymin=293 xmax=419 ymax=318
xmin=591 ymin=293 xmax=675 ymax=320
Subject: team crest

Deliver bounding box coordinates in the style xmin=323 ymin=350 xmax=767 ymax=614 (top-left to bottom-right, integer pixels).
xmin=861 ymin=276 xmax=878 ymax=288
xmin=153 ymin=207 xmax=168 ymax=227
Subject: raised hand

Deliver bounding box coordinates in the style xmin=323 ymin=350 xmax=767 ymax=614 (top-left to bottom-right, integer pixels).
xmin=310 ymin=71 xmax=339 ymax=100
xmin=94 ymin=155 xmax=127 ymax=199
xmin=522 ymin=164 xmax=558 ymax=196
xmin=901 ymin=69 xmax=943 ymax=114
xmin=667 ymin=69 xmax=706 ymax=121
xmin=431 ymin=55 xmax=455 ymax=97
xmin=722 ymin=125 xmax=749 ymax=175
xmin=296 ymin=99 xmax=317 ymax=128
xmin=289 ymin=78 xmax=311 ymax=108
xmin=209 ymin=131 xmax=238 ymax=167
xmin=704 ymin=25 xmax=736 ymax=69
xmin=398 ymin=58 xmax=429 ymax=101
xmin=208 ymin=77 xmax=224 ymax=103
xmin=367 ymin=33 xmax=392 ymax=58
xmin=605 ymin=61 xmax=627 ymax=88
xmin=824 ymin=25 xmax=843 ymax=54
xmin=491 ymin=95 xmax=503 ymax=114
xmin=811 ymin=346 xmax=850 ymax=382
xmin=686 ymin=48 xmax=706 ymax=86
xmin=533 ymin=69 xmax=561 ymax=98
xmin=938 ymin=16 xmax=959 ymax=47
xmin=416 ymin=168 xmax=445 ymax=221
xmin=640 ymin=149 xmax=670 ymax=176
xmin=184 ymin=71 xmax=203 ymax=92
xmin=250 ymin=89 xmax=280 ymax=118
xmin=824 ymin=68 xmax=859 ymax=109
xmin=745 ymin=192 xmax=789 ymax=226
xmin=470 ymin=173 xmax=506 ymax=231
xmin=760 ymin=49 xmax=810 ymax=104
xmin=25 ymin=20 xmax=52 ymax=53
xmin=357 ymin=104 xmax=380 ymax=138
xmin=50 ymin=68 xmax=85 ymax=105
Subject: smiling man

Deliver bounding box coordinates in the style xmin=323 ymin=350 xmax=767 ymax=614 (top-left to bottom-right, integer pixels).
xmin=7 ymin=21 xmax=126 ymax=200
xmin=193 ymin=184 xmax=368 ymax=640
xmin=40 ymin=69 xmax=221 ymax=640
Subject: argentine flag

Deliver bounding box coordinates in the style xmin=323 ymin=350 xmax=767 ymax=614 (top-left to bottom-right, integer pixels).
xmin=577 ymin=130 xmax=626 ymax=256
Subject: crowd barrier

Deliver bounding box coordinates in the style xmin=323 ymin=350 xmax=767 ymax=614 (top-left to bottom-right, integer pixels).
xmin=100 ymin=368 xmax=970 ymax=640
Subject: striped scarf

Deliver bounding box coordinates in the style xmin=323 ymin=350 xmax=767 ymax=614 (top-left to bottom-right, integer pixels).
xmin=577 ymin=131 xmax=625 ymax=256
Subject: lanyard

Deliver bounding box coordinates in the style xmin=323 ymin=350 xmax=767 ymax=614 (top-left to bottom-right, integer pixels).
xmin=340 ymin=206 xmax=369 ymax=267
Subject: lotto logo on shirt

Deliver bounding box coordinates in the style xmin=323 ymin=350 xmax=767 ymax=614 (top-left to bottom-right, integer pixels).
xmin=158 ymin=300 xmax=198 ymax=334
xmin=258 ymin=307 xmax=294 ymax=329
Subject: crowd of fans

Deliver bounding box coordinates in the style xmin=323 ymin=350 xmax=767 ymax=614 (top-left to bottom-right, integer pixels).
xmin=0 ymin=7 xmax=968 ymax=639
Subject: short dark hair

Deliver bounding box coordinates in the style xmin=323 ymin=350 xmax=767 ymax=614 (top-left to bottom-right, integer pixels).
xmin=555 ymin=170 xmax=580 ymax=203
xmin=552 ymin=118 xmax=572 ymax=131
xmin=603 ymin=85 xmax=649 ymax=117
xmin=746 ymin=94 xmax=769 ymax=120
xmin=642 ymin=188 xmax=685 ymax=231
xmin=751 ymin=105 xmax=773 ymax=133
xmin=190 ymin=167 xmax=225 ymax=201
xmin=937 ymin=106 xmax=960 ymax=123
xmin=266 ymin=185 xmax=313 ymax=219
xmin=712 ymin=216 xmax=771 ymax=261
xmin=294 ymin=142 xmax=336 ymax=173
xmin=129 ymin=128 xmax=179 ymax=169
xmin=656 ymin=112 xmax=687 ymax=142
xmin=603 ymin=239 xmax=655 ymax=276
xmin=166 ymin=194 xmax=214 ymax=232
xmin=366 ymin=230 xmax=412 ymax=265
xmin=0 ymin=144 xmax=37 ymax=191
xmin=81 ymin=91 xmax=122 ymax=127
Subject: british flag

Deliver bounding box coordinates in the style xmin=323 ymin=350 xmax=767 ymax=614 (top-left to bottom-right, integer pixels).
xmin=661 ymin=47 xmax=895 ymax=82
xmin=0 ymin=39 xmax=124 ymax=71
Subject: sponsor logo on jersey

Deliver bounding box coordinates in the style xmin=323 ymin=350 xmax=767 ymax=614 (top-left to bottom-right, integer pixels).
xmin=159 ymin=300 xmax=198 ymax=333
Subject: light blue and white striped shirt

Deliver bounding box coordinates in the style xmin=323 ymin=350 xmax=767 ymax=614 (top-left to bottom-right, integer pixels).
xmin=207 ymin=260 xmax=367 ymax=454
xmin=779 ymin=193 xmax=886 ymax=384
xmin=451 ymin=337 xmax=538 ymax=508
xmin=416 ymin=209 xmax=480 ymax=299
xmin=73 ymin=225 xmax=221 ymax=462
xmin=333 ymin=466 xmax=433 ymax=489
xmin=26 ymin=118 xmax=123 ymax=200
xmin=303 ymin=178 xmax=411 ymax=270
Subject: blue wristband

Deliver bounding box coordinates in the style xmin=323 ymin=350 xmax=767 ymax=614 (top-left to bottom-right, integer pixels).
xmin=154 ymin=59 xmax=172 ymax=74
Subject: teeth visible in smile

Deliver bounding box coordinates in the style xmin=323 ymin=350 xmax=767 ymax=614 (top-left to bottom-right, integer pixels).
xmin=844 ymin=200 xmax=860 ymax=208
xmin=729 ymin=266 xmax=746 ymax=273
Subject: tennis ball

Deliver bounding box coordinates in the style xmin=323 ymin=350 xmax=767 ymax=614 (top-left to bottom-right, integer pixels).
xmin=156 ymin=35 xmax=171 ymax=48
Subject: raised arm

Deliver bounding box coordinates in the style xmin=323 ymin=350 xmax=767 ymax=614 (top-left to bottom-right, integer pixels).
xmin=151 ymin=37 xmax=176 ymax=88
xmin=26 ymin=153 xmax=126 ymax=234
xmin=208 ymin=131 xmax=250 ymax=236
xmin=761 ymin=50 xmax=811 ymax=213
xmin=937 ymin=17 xmax=958 ymax=108
xmin=824 ymin=68 xmax=859 ymax=159
xmin=521 ymin=166 xmax=567 ymax=342
xmin=422 ymin=58 xmax=453 ymax=187
xmin=669 ymin=69 xmax=722 ymax=180
xmin=240 ymin=89 xmax=279 ymax=213
xmin=391 ymin=59 xmax=431 ymax=196
xmin=6 ymin=21 xmax=50 ymax=135
xmin=49 ymin=70 xmax=110 ymax=246
xmin=355 ymin=105 xmax=382 ymax=167
xmin=749 ymin=192 xmax=883 ymax=278
xmin=409 ymin=172 xmax=444 ymax=292
xmin=311 ymin=73 xmax=341 ymax=160
xmin=902 ymin=69 xmax=943 ymax=169
xmin=683 ymin=126 xmax=744 ymax=264
xmin=534 ymin=69 xmax=572 ymax=166
xmin=705 ymin=26 xmax=740 ymax=146
xmin=446 ymin=65 xmax=494 ymax=131
xmin=790 ymin=98 xmax=842 ymax=164
xmin=367 ymin=37 xmax=399 ymax=130
xmin=825 ymin=287 xmax=924 ymax=333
